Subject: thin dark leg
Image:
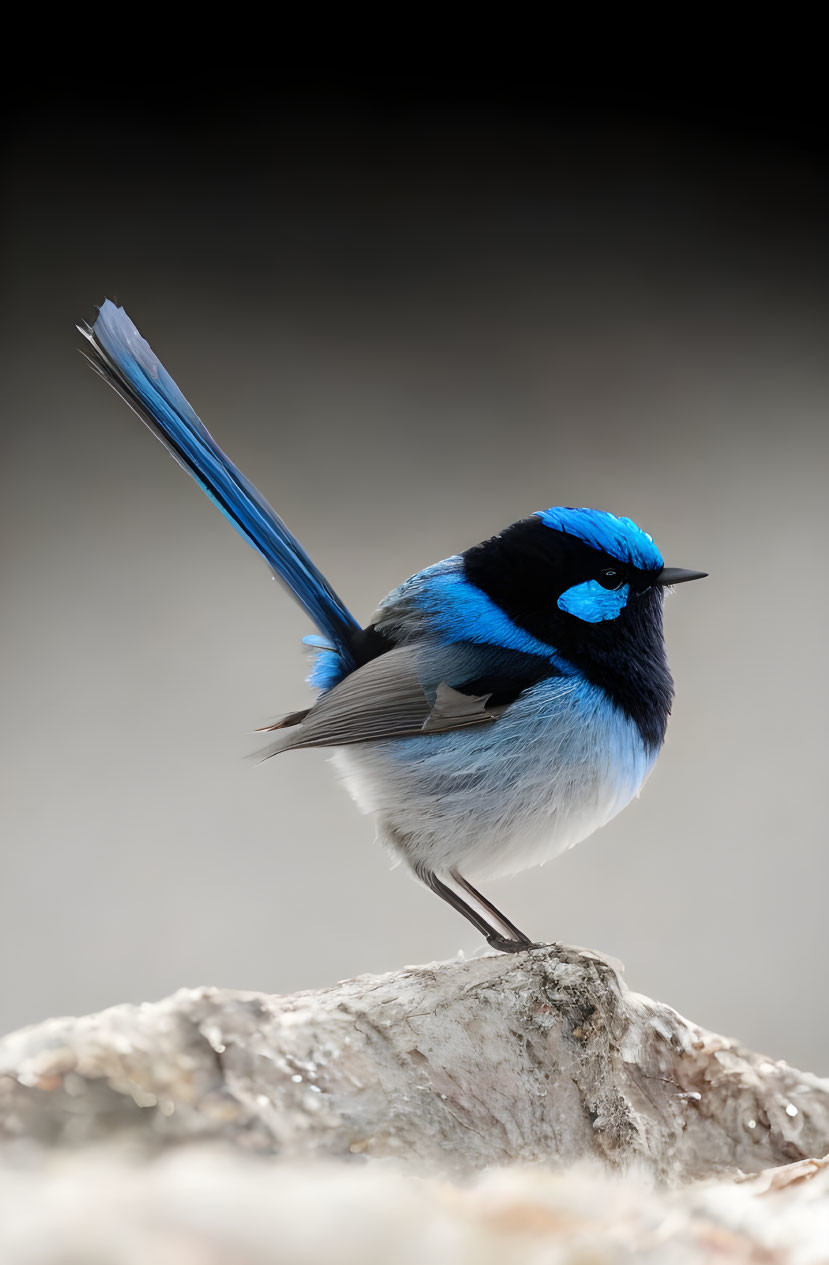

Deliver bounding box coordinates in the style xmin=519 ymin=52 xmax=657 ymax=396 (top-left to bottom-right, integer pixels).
xmin=414 ymin=863 xmax=535 ymax=953
xmin=451 ymin=869 xmax=534 ymax=946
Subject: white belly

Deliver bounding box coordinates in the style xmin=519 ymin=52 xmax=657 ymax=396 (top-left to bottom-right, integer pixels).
xmin=331 ymin=675 xmax=656 ymax=880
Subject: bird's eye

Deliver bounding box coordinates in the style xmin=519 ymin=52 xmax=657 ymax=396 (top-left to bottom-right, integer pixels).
xmin=597 ymin=568 xmax=626 ymax=590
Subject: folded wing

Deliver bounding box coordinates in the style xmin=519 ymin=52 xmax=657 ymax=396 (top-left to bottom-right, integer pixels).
xmin=265 ymin=642 xmax=560 ymax=753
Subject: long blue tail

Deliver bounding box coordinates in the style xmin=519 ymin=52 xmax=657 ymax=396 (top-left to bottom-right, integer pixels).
xmin=81 ymin=300 xmax=361 ymax=672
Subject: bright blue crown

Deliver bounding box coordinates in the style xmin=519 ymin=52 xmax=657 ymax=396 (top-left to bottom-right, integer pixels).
xmin=535 ymin=507 xmax=664 ymax=571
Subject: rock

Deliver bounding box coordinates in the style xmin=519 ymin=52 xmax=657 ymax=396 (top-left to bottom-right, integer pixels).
xmin=1 ymin=945 xmax=827 ymax=1179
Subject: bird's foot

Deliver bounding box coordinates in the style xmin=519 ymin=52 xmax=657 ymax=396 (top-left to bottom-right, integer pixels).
xmin=486 ymin=933 xmax=540 ymax=954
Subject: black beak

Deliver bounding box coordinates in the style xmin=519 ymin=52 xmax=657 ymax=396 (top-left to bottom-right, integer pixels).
xmin=656 ymin=567 xmax=708 ymax=586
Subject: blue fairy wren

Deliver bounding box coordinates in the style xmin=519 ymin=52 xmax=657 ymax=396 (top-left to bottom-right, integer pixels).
xmin=81 ymin=301 xmax=706 ymax=952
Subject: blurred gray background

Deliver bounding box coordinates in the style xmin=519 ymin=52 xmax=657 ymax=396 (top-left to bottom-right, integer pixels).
xmin=3 ymin=87 xmax=827 ymax=1070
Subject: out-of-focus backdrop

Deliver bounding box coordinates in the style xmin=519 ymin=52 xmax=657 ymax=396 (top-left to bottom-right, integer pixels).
xmin=2 ymin=84 xmax=827 ymax=1069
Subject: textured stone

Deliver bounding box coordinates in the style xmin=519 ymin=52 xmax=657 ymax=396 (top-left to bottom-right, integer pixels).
xmin=1 ymin=945 xmax=827 ymax=1179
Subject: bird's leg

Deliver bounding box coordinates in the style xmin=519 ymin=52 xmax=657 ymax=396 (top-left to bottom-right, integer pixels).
xmin=414 ymin=863 xmax=535 ymax=953
xmin=450 ymin=869 xmax=535 ymax=948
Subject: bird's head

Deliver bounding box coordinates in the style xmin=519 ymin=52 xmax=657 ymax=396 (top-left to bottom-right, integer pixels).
xmin=463 ymin=506 xmax=706 ymax=653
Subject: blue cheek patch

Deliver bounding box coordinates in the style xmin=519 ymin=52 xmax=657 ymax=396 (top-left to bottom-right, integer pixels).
xmin=558 ymin=581 xmax=630 ymax=623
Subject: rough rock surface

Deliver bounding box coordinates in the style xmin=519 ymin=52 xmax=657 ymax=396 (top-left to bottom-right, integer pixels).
xmin=1 ymin=945 xmax=827 ymax=1180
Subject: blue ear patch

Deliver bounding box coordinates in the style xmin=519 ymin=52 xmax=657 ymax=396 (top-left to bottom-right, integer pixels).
xmin=558 ymin=580 xmax=630 ymax=623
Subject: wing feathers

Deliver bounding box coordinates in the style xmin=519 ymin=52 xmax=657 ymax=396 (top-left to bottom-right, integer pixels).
xmin=278 ymin=646 xmax=444 ymax=750
xmin=420 ymin=682 xmax=497 ymax=732
xmin=268 ymin=643 xmax=554 ymax=754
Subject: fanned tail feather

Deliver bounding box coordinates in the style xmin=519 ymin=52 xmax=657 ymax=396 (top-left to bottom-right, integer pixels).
xmin=80 ymin=300 xmax=360 ymax=671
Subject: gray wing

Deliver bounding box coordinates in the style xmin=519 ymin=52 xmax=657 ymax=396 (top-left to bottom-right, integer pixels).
xmin=271 ymin=644 xmax=500 ymax=753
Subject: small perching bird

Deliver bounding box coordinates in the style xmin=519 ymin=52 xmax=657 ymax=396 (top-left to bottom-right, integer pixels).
xmin=81 ymin=301 xmax=706 ymax=952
